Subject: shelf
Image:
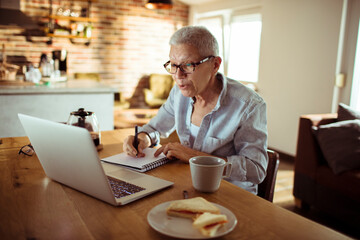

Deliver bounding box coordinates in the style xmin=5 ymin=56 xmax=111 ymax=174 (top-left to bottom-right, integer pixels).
xmin=69 ymin=0 xmax=98 ymax=2
xmin=44 ymin=0 xmax=96 ymax=45
xmin=47 ymin=33 xmax=94 ymax=39
xmin=49 ymin=15 xmax=98 ymax=22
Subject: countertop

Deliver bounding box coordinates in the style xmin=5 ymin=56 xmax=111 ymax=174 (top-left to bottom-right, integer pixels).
xmin=0 ymin=80 xmax=117 ymax=95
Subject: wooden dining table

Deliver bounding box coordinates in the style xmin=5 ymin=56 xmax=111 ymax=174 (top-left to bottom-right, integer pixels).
xmin=0 ymin=129 xmax=351 ymax=240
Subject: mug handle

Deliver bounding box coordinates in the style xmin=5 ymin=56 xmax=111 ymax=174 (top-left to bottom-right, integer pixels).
xmin=222 ymin=162 xmax=232 ymax=178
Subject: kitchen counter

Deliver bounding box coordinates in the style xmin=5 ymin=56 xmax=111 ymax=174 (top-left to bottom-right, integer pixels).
xmin=0 ymin=80 xmax=117 ymax=138
xmin=0 ymin=80 xmax=116 ymax=94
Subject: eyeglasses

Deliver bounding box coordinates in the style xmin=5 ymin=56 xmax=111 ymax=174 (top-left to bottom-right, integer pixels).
xmin=18 ymin=144 xmax=34 ymax=156
xmin=163 ymin=56 xmax=214 ymax=74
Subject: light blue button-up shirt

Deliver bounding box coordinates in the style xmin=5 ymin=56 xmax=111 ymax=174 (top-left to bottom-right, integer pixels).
xmin=139 ymin=73 xmax=268 ymax=194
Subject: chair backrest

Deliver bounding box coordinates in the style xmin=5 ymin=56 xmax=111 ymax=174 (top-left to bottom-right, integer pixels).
xmin=148 ymin=73 xmax=174 ymax=99
xmin=257 ymin=150 xmax=280 ymax=202
xmin=74 ymin=73 xmax=100 ymax=81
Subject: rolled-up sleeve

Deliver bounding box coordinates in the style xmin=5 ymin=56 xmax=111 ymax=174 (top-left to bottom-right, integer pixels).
xmin=139 ymin=86 xmax=177 ymax=146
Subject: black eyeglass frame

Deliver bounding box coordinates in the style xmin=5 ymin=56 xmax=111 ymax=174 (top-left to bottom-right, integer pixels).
xmin=18 ymin=144 xmax=34 ymax=156
xmin=163 ymin=56 xmax=215 ymax=74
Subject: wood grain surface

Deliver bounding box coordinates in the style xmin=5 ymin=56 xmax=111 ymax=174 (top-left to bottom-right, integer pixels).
xmin=0 ymin=129 xmax=350 ymax=240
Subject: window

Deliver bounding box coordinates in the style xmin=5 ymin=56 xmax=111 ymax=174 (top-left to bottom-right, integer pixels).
xmin=197 ymin=16 xmax=224 ymax=74
xmin=196 ymin=8 xmax=262 ymax=83
xmin=227 ymin=13 xmax=262 ymax=82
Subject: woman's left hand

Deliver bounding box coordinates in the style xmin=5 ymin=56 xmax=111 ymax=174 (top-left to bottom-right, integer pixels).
xmin=154 ymin=142 xmax=211 ymax=162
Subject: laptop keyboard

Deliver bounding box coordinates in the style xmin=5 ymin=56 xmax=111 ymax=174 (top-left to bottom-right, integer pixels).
xmin=107 ymin=176 xmax=146 ymax=199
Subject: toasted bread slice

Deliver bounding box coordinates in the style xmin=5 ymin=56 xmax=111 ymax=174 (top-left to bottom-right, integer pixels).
xmin=199 ymin=223 xmax=223 ymax=237
xmin=166 ymin=197 xmax=220 ymax=219
xmin=193 ymin=212 xmax=228 ymax=237
xmin=193 ymin=212 xmax=228 ymax=228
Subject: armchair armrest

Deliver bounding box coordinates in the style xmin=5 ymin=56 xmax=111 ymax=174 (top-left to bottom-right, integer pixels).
xmin=294 ymin=113 xmax=337 ymax=178
xmin=300 ymin=113 xmax=337 ymax=126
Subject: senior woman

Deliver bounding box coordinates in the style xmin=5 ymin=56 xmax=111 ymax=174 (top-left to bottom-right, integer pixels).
xmin=123 ymin=26 xmax=268 ymax=194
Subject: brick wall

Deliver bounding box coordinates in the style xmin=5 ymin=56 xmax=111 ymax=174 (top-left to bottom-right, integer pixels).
xmin=0 ymin=0 xmax=189 ymax=106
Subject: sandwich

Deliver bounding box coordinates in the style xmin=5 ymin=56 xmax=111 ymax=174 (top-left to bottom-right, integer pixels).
xmin=166 ymin=197 xmax=220 ymax=219
xmin=193 ymin=212 xmax=228 ymax=237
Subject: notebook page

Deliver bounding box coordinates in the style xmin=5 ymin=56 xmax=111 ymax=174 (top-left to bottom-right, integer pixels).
xmin=101 ymin=148 xmax=166 ymax=171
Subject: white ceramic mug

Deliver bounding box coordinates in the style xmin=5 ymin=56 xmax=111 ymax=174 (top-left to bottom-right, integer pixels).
xmin=189 ymin=156 xmax=232 ymax=193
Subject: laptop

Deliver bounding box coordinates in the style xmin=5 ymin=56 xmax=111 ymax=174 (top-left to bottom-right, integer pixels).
xmin=18 ymin=113 xmax=173 ymax=206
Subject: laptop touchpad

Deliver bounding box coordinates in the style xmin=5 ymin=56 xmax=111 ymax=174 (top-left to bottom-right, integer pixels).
xmin=102 ymin=162 xmax=144 ymax=181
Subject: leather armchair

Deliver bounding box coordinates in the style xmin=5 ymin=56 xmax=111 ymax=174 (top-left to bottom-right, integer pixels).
xmin=293 ymin=113 xmax=360 ymax=228
xmin=143 ymin=74 xmax=174 ymax=108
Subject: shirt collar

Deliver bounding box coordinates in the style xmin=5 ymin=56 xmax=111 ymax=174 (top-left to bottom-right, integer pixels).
xmin=213 ymin=72 xmax=227 ymax=111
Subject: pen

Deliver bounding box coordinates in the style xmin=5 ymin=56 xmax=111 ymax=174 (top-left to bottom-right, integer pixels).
xmin=133 ymin=125 xmax=139 ymax=156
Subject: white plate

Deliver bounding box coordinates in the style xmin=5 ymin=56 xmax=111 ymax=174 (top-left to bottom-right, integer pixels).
xmin=147 ymin=201 xmax=237 ymax=239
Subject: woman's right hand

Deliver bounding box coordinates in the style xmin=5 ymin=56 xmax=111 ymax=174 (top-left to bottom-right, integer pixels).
xmin=123 ymin=132 xmax=151 ymax=157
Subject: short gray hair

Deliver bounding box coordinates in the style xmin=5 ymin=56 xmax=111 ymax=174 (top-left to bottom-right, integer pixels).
xmin=169 ymin=26 xmax=219 ymax=57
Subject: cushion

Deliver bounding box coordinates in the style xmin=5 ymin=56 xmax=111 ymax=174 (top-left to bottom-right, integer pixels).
xmin=313 ymin=119 xmax=360 ymax=175
xmin=337 ymin=103 xmax=360 ymax=121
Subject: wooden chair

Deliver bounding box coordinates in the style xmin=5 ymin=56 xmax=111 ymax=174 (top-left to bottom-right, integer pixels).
xmin=257 ymin=150 xmax=280 ymax=202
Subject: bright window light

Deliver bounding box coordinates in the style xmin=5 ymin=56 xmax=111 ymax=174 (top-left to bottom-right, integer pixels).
xmin=197 ymin=16 xmax=224 ymax=74
xmin=227 ymin=14 xmax=262 ymax=82
xmin=196 ymin=9 xmax=262 ymax=83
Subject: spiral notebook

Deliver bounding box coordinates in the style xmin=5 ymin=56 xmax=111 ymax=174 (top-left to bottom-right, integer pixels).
xmin=101 ymin=148 xmax=170 ymax=172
